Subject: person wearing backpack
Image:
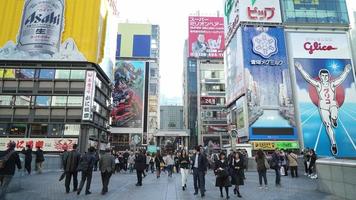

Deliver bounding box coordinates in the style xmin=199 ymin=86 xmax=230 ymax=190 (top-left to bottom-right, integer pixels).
xmin=77 ymin=147 xmax=96 ymax=195
xmin=63 ymin=144 xmax=81 ymax=193
xmin=0 ymin=141 xmax=22 ymax=199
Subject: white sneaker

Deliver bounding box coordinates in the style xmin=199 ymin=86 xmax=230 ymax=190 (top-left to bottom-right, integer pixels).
xmin=264 ymin=186 xmax=268 ymax=190
xmin=304 ymin=173 xmax=308 ymax=176
xmin=307 ymin=174 xmax=311 ymax=177
xmin=258 ymin=186 xmax=263 ymax=189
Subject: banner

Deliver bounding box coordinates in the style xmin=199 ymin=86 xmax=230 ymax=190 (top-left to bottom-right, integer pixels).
xmin=0 ymin=0 xmax=116 ymax=63
xmin=0 ymin=138 xmax=78 ymax=152
xmin=224 ymin=0 xmax=240 ymax=45
xmin=111 ymin=61 xmax=145 ymax=128
xmin=188 ymin=16 xmax=224 ymax=58
xmin=251 ymin=141 xmax=299 ymax=150
xmin=243 ymin=26 xmax=296 ymax=140
xmin=82 ymin=71 xmax=96 ymax=121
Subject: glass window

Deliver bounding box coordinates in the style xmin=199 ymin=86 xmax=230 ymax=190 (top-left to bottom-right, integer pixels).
xmin=67 ymin=96 xmax=83 ymax=106
xmin=15 ymin=96 xmax=31 ymax=106
xmin=0 ymin=95 xmax=14 ymax=106
xmin=48 ymin=124 xmax=64 ymax=136
xmin=9 ymin=124 xmax=27 ymax=136
xmin=2 ymin=69 xmax=16 ymax=79
xmin=55 ymin=69 xmax=70 ymax=79
xmin=36 ymin=96 xmax=51 ymax=106
xmin=39 ymin=69 xmax=55 ymax=79
xmin=0 ymin=124 xmax=9 ymax=136
xmin=63 ymin=124 xmax=80 ymax=135
xmin=30 ymin=124 xmax=48 ymax=136
xmin=70 ymin=70 xmax=85 ymax=80
xmin=51 ymin=96 xmax=67 ymax=106
xmin=15 ymin=69 xmax=35 ymax=79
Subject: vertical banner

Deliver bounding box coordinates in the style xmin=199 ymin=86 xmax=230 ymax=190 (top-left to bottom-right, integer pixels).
xmin=112 ymin=61 xmax=145 ymax=128
xmin=290 ymin=32 xmax=356 ymax=157
xmin=82 ymin=71 xmax=96 ymax=121
xmin=243 ymin=26 xmax=296 ymax=140
xmin=188 ymin=16 xmax=225 ymax=58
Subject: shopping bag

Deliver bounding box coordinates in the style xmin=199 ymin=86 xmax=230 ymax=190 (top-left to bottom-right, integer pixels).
xmin=280 ymin=166 xmax=285 ymax=176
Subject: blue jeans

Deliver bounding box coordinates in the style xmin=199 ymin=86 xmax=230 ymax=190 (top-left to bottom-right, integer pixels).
xmin=275 ymin=167 xmax=281 ymax=185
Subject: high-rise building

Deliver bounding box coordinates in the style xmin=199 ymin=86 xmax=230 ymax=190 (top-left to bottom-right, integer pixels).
xmin=160 ymin=106 xmax=184 ymax=130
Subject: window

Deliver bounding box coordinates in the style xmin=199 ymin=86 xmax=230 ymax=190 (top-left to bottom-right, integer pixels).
xmin=70 ymin=70 xmax=85 ymax=80
xmin=55 ymin=69 xmax=70 ymax=79
xmin=0 ymin=124 xmax=9 ymax=135
xmin=15 ymin=96 xmax=31 ymax=106
xmin=39 ymin=69 xmax=55 ymax=79
xmin=0 ymin=96 xmax=14 ymax=106
xmin=36 ymin=96 xmax=51 ymax=106
xmin=9 ymin=124 xmax=27 ymax=136
xmin=63 ymin=124 xmax=80 ymax=136
xmin=48 ymin=124 xmax=64 ymax=136
xmin=16 ymin=69 xmax=35 ymax=79
xmin=51 ymin=96 xmax=67 ymax=106
xmin=67 ymin=96 xmax=83 ymax=106
xmin=2 ymin=69 xmax=16 ymax=79
xmin=30 ymin=124 xmax=48 ymax=136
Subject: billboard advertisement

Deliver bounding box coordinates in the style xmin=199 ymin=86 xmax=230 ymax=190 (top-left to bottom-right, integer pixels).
xmin=0 ymin=0 xmax=114 ymax=63
xmin=0 ymin=138 xmax=78 ymax=152
xmin=82 ymin=71 xmax=96 ymax=121
xmin=289 ymin=32 xmax=356 ymax=157
xmin=239 ymin=0 xmax=282 ymax=24
xmin=188 ymin=16 xmax=224 ymax=58
xmin=225 ymin=27 xmax=244 ymax=105
xmin=116 ymin=23 xmax=152 ymax=58
xmin=203 ymin=136 xmax=221 ymax=150
xmin=243 ymin=26 xmax=296 ymax=140
xmin=224 ymin=0 xmax=240 ymax=45
xmin=112 ymin=61 xmax=145 ymax=128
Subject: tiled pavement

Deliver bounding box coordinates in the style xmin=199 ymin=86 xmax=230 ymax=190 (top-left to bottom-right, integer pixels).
xmin=6 ymin=170 xmax=340 ymax=200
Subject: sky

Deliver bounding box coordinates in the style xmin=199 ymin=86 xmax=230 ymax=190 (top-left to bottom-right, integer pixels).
xmin=117 ymin=0 xmax=356 ymax=105
xmin=117 ymin=0 xmax=224 ymax=105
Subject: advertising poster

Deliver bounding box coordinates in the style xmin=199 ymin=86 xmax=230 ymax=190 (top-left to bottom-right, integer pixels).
xmin=239 ymin=0 xmax=282 ymax=24
xmin=0 ymin=0 xmax=116 ymax=64
xmin=243 ymin=26 xmax=296 ymax=140
xmin=235 ymin=96 xmax=248 ymax=138
xmin=0 ymin=138 xmax=78 ymax=152
xmin=203 ymin=136 xmax=221 ymax=150
xmin=225 ymin=27 xmax=244 ymax=105
xmin=289 ymin=32 xmax=356 ymax=157
xmin=224 ymin=0 xmax=240 ymax=44
xmin=112 ymin=61 xmax=145 ymax=128
xmin=188 ymin=16 xmax=224 ymax=58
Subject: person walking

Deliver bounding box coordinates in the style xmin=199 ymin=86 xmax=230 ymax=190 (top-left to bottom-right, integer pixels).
xmin=154 ymin=152 xmax=164 ymax=178
xmin=287 ymin=151 xmax=298 ymax=178
xmin=174 ymin=152 xmax=180 ymax=173
xmin=123 ymin=149 xmax=130 ymax=172
xmin=93 ymin=150 xmax=99 ymax=172
xmin=271 ymin=149 xmax=282 ymax=187
xmin=308 ymin=149 xmax=318 ymax=179
xmin=191 ymin=146 xmax=208 ymax=197
xmin=214 ymin=152 xmax=231 ymax=199
xmin=0 ymin=141 xmax=22 ymax=200
xmin=255 ymin=149 xmax=268 ymax=189
xmin=21 ymin=144 xmax=32 ymax=175
xmin=179 ymin=150 xmax=190 ymax=191
xmin=63 ymin=144 xmax=81 ymax=193
xmin=166 ymin=153 xmax=174 ymax=177
xmin=77 ymin=147 xmax=96 ymax=195
xmin=135 ymin=149 xmax=147 ymax=186
xmin=230 ymin=151 xmax=244 ymax=198
xmin=280 ymin=149 xmax=288 ymax=176
xmin=128 ymin=152 xmax=135 ymax=173
xmin=35 ymin=146 xmax=45 ymax=174
xmin=149 ymin=155 xmax=155 ymax=173
xmin=303 ymin=148 xmax=310 ymax=176
xmin=99 ymin=149 xmax=115 ymax=195
xmin=145 ymin=153 xmax=151 ymax=174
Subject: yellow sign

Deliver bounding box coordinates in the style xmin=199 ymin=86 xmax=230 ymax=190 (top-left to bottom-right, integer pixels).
xmin=0 ymin=0 xmax=116 ymax=64
xmin=252 ymin=141 xmax=276 ymax=150
xmin=251 ymin=141 xmax=300 ymax=150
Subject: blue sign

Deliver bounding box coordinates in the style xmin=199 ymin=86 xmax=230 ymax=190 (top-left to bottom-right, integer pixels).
xmin=242 ymin=26 xmax=297 ymax=140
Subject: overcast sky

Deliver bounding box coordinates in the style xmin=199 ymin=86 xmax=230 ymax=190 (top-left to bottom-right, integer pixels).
xmin=117 ymin=0 xmax=356 ymax=105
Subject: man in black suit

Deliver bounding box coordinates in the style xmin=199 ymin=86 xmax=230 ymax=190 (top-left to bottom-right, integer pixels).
xmin=135 ymin=149 xmax=147 ymax=186
xmin=191 ymin=145 xmax=208 ymax=197
xmin=63 ymin=144 xmax=81 ymax=193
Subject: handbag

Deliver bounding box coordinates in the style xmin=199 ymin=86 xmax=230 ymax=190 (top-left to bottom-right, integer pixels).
xmin=280 ymin=166 xmax=285 ymax=176
xmin=217 ymin=168 xmax=229 ymax=178
xmin=264 ymin=158 xmax=270 ymax=169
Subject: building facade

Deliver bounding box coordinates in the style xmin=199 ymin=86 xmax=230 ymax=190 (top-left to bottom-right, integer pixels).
xmin=160 ymin=106 xmax=184 ymax=130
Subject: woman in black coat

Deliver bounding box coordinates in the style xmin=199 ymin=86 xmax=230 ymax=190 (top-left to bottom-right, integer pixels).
xmin=214 ymin=152 xmax=231 ymax=199
xmin=229 ymin=152 xmax=244 ymax=198
xmin=21 ymin=145 xmax=32 ymax=174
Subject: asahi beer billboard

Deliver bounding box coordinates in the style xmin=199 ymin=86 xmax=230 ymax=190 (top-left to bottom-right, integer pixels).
xmin=288 ymin=32 xmax=356 ymax=157
xmin=112 ymin=61 xmax=145 ymax=128
xmin=243 ymin=26 xmax=296 ymax=140
xmin=0 ymin=0 xmax=114 ymax=63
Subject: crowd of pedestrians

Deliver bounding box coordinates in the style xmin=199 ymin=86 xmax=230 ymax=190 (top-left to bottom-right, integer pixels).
xmin=0 ymin=141 xmax=320 ymax=199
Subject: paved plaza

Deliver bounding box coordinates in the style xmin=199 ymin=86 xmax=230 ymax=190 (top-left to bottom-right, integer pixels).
xmin=6 ymin=170 xmax=339 ymax=200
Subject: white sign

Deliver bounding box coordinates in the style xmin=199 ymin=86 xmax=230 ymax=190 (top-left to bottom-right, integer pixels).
xmin=224 ymin=0 xmax=240 ymax=45
xmin=82 ymin=71 xmax=96 ymax=121
xmin=287 ymin=32 xmax=351 ymax=59
xmin=0 ymin=138 xmax=78 ymax=152
xmin=239 ymin=0 xmax=282 ymax=24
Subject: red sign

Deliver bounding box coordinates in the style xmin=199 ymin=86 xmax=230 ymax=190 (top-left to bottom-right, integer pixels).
xmin=188 ymin=16 xmax=224 ymax=58
xmin=247 ymin=7 xmax=275 ymax=20
xmin=201 ymin=97 xmax=217 ymax=105
xmin=1 ymin=138 xmax=78 ymax=151
xmin=304 ymin=42 xmax=338 ymax=55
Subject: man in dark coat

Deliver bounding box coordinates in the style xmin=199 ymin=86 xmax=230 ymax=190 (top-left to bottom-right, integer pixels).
xmin=21 ymin=144 xmax=32 ymax=174
xmin=191 ymin=145 xmax=208 ymax=197
xmin=135 ymin=149 xmax=147 ymax=186
xmin=99 ymin=149 xmax=115 ymax=195
xmin=35 ymin=146 xmax=45 ymax=174
xmin=0 ymin=141 xmax=22 ymax=199
xmin=123 ymin=149 xmax=130 ymax=171
xmin=77 ymin=147 xmax=96 ymax=195
xmin=63 ymin=144 xmax=81 ymax=193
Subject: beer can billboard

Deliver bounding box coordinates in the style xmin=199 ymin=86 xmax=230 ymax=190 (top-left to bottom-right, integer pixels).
xmin=0 ymin=0 xmax=114 ymax=63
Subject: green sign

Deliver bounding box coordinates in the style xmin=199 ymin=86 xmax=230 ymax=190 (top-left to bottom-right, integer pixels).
xmin=275 ymin=141 xmax=299 ymax=150
xmin=147 ymin=145 xmax=157 ymax=153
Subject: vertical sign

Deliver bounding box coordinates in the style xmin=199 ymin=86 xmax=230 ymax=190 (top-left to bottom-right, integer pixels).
xmin=82 ymin=70 xmax=96 ymax=121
